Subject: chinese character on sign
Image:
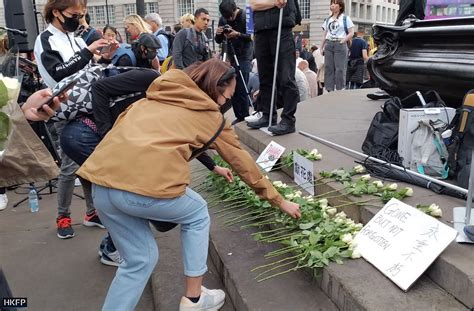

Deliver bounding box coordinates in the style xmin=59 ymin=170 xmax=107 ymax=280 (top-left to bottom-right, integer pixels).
xmin=295 ymin=163 xmax=301 ymax=176
xmin=412 ymin=239 xmax=429 ymax=253
xmin=386 ymin=262 xmax=404 ymax=277
xmin=401 ymin=251 xmax=416 ymax=262
xmin=421 ymin=223 xmax=439 ymax=241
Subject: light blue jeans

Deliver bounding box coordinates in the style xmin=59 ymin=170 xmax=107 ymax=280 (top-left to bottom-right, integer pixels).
xmin=92 ymin=184 xmax=210 ymax=311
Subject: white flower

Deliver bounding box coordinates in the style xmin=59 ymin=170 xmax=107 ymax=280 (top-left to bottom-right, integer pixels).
xmin=388 ymin=183 xmax=398 ymax=190
xmin=335 ymin=211 xmax=347 ymax=219
xmin=322 ymin=211 xmax=329 ymax=218
xmin=372 ymin=180 xmax=384 ymax=188
xmin=428 ymin=203 xmax=439 ymax=212
xmin=273 ymin=180 xmax=283 ymax=187
xmin=352 ymin=223 xmax=363 ymax=231
xmin=285 ymin=193 xmax=294 ymax=200
xmin=353 ymin=165 xmax=365 ymax=174
xmin=304 ymin=195 xmax=314 ymax=203
xmin=309 ymin=149 xmax=319 ymax=156
xmin=326 ymin=207 xmax=337 ymax=216
xmin=334 ymin=217 xmax=344 ymax=224
xmin=430 ymin=205 xmax=443 ymax=217
xmin=264 ymin=175 xmax=269 ymax=179
xmin=1 ymin=76 xmax=20 ymax=100
xmin=360 ymin=174 xmax=371 ymax=181
xmin=351 ymin=248 xmax=362 ymax=259
xmin=341 ymin=233 xmax=353 ymax=244
xmin=314 ymin=153 xmax=322 ymax=160
xmin=404 ymin=187 xmax=414 ymax=197
xmin=318 ymin=198 xmax=328 ymax=208
xmin=294 ymin=190 xmax=302 ymax=198
xmin=345 ymin=218 xmax=355 ymax=226
xmin=348 ymin=239 xmax=358 ymax=250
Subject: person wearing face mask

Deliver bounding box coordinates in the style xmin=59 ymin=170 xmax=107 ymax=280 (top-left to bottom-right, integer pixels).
xmin=34 ymin=0 xmax=119 ymax=240
xmin=77 ymin=58 xmax=301 ymax=310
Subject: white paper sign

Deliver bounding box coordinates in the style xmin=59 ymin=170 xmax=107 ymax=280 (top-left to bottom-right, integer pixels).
xmin=354 ymin=198 xmax=458 ymax=291
xmin=256 ymin=141 xmax=285 ymax=172
xmin=293 ymin=152 xmax=315 ymax=195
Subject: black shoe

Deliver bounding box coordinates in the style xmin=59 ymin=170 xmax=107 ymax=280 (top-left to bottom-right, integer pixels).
xmin=247 ymin=117 xmax=276 ymax=129
xmin=150 ymin=220 xmax=178 ymax=232
xmin=57 ymin=216 xmax=75 ymax=239
xmin=367 ymin=90 xmax=390 ymax=100
xmin=231 ymin=118 xmax=245 ymax=126
xmin=268 ymin=121 xmax=295 ymax=135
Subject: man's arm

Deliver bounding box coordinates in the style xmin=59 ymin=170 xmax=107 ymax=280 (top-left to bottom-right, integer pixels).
xmin=156 ymin=34 xmax=169 ymax=61
xmin=250 ymin=0 xmax=276 ymax=11
xmin=172 ymin=30 xmax=187 ymax=69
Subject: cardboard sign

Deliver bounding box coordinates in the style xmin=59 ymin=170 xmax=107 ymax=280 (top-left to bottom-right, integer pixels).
xmin=354 ymin=198 xmax=458 ymax=291
xmin=256 ymin=141 xmax=285 ymax=172
xmin=293 ymin=152 xmax=315 ymax=195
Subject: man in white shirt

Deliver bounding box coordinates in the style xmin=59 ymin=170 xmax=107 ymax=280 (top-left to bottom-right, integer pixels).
xmin=145 ymin=13 xmax=169 ymax=63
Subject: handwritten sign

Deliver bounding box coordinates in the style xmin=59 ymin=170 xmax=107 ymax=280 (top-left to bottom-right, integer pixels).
xmin=293 ymin=152 xmax=315 ymax=195
xmin=256 ymin=141 xmax=285 ymax=172
xmin=354 ymin=198 xmax=458 ymax=291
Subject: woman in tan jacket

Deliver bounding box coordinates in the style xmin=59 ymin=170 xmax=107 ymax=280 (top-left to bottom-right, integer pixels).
xmin=78 ymin=59 xmax=301 ymax=311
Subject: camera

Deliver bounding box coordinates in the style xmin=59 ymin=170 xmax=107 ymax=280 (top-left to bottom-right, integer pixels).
xmin=223 ymin=24 xmax=232 ymax=34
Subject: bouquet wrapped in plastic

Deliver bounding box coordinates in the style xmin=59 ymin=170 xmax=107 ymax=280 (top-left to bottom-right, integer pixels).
xmin=0 ymin=52 xmax=21 ymax=159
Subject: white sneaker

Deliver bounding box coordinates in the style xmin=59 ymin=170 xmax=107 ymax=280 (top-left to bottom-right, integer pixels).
xmin=74 ymin=178 xmax=81 ymax=187
xmin=0 ymin=193 xmax=8 ymax=211
xmin=245 ymin=111 xmax=262 ymax=123
xmin=179 ymin=286 xmax=225 ymax=311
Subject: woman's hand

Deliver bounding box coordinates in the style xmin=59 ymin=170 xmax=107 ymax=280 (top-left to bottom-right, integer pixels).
xmin=100 ymin=40 xmax=120 ymax=60
xmin=151 ymin=57 xmax=161 ymax=70
xmin=213 ymin=166 xmax=234 ymax=183
xmin=21 ymin=89 xmax=66 ymax=121
xmin=279 ymin=200 xmax=301 ymax=219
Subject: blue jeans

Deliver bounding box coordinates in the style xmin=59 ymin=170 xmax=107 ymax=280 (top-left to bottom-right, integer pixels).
xmin=60 ymin=120 xmax=101 ymax=167
xmin=92 ymin=184 xmax=210 ymax=311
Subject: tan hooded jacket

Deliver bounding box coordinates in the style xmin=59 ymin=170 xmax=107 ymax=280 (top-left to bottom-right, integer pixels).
xmin=77 ymin=69 xmax=283 ymax=206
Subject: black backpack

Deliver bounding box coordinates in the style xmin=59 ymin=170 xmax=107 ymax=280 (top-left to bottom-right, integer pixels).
xmin=446 ymin=90 xmax=474 ymax=188
xmin=157 ymin=30 xmax=175 ymax=52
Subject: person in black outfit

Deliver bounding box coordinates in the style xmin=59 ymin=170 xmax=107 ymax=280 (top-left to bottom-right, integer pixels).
xmin=247 ymin=0 xmax=301 ymax=135
xmin=215 ymin=0 xmax=253 ymax=125
xmin=346 ymin=31 xmax=368 ymax=89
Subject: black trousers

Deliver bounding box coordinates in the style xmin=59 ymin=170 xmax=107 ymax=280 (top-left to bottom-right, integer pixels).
xmin=231 ymin=59 xmax=251 ymax=120
xmin=254 ymin=28 xmax=299 ymax=124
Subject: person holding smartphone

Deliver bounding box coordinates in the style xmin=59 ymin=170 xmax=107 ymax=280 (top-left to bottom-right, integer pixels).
xmin=34 ymin=0 xmax=118 ymax=239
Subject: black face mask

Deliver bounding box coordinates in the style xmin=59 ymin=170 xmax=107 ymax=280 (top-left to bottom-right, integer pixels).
xmin=59 ymin=11 xmax=80 ymax=32
xmin=220 ymin=97 xmax=232 ymax=114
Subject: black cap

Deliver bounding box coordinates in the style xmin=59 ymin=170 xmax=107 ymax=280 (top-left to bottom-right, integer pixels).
xmin=136 ymin=33 xmax=161 ymax=49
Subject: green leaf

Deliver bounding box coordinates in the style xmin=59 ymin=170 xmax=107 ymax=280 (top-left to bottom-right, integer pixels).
xmin=310 ymin=250 xmax=323 ymax=259
xmin=0 ymin=112 xmax=9 ymax=151
xmin=299 ymin=222 xmax=315 ymax=230
xmin=309 ymin=232 xmax=320 ymax=245
xmin=0 ymin=81 xmax=8 ymax=108
xmin=323 ymin=246 xmax=339 ymax=258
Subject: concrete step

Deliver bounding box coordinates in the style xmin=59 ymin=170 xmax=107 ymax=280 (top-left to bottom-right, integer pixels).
xmin=150 ymin=228 xmax=235 ymax=311
xmin=228 ymin=90 xmax=472 ymax=309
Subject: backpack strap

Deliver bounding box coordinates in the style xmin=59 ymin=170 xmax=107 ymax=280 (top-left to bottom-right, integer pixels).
xmin=343 ymin=15 xmax=348 ymax=35
xmin=82 ymin=28 xmax=96 ymax=44
xmin=190 ymin=116 xmax=226 ymax=160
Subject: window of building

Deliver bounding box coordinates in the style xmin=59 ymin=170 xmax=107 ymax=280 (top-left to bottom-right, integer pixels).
xmin=94 ymin=6 xmax=106 ymax=25
xmin=106 ymin=5 xmax=115 ymax=25
xmin=351 ymin=2 xmax=357 ymax=17
xmin=359 ymin=4 xmax=365 ymax=19
xmin=376 ymin=5 xmax=381 ymax=21
xmin=146 ymin=2 xmax=159 ymax=14
xmin=382 ymin=7 xmax=386 ymax=22
xmin=300 ymin=0 xmax=310 ymax=19
xmin=367 ymin=5 xmax=372 ymax=19
xmin=459 ymin=4 xmax=474 ymax=16
xmin=124 ymin=3 xmax=137 ymax=16
xmin=178 ymin=0 xmax=195 ymax=17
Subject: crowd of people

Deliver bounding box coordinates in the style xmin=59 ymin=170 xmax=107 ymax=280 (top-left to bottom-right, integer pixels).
xmin=0 ymin=0 xmax=373 ymax=309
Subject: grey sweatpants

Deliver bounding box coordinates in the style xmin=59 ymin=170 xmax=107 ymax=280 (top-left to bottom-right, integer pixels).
xmin=55 ymin=121 xmax=94 ymax=218
xmin=324 ymin=41 xmax=348 ymax=91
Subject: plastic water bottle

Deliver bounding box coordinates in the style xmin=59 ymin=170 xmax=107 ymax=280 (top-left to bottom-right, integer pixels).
xmin=28 ymin=185 xmax=39 ymax=213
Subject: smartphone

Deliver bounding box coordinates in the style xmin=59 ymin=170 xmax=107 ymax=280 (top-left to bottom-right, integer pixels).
xmin=38 ymin=79 xmax=77 ymax=112
xmin=100 ymin=44 xmax=113 ymax=54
